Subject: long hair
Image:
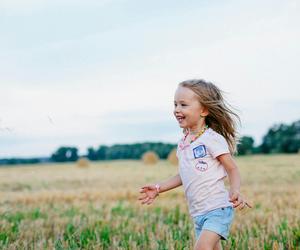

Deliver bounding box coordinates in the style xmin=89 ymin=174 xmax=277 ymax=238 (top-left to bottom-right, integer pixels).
xmin=179 ymin=79 xmax=240 ymax=154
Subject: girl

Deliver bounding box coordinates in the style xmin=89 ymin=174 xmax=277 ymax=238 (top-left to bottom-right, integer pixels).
xmin=139 ymin=79 xmax=251 ymax=250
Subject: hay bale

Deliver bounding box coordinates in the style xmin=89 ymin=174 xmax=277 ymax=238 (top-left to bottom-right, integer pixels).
xmin=76 ymin=157 xmax=90 ymax=168
xmin=167 ymin=148 xmax=178 ymax=166
xmin=142 ymin=151 xmax=159 ymax=165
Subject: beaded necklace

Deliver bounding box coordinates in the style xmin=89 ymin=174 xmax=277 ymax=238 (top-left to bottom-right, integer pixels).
xmin=187 ymin=125 xmax=209 ymax=144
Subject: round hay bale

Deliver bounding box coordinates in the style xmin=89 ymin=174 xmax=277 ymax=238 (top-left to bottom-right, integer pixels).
xmin=76 ymin=157 xmax=90 ymax=168
xmin=142 ymin=151 xmax=159 ymax=165
xmin=167 ymin=148 xmax=178 ymax=166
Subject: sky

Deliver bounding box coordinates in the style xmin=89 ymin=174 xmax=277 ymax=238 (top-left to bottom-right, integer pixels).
xmin=0 ymin=0 xmax=299 ymax=158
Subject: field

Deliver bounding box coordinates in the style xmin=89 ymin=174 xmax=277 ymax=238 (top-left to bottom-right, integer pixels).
xmin=0 ymin=155 xmax=300 ymax=250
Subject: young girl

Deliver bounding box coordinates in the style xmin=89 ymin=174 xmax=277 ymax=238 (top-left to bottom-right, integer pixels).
xmin=139 ymin=79 xmax=251 ymax=250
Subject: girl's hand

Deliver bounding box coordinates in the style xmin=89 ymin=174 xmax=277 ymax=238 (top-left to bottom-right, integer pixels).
xmin=229 ymin=190 xmax=252 ymax=209
xmin=138 ymin=184 xmax=159 ymax=205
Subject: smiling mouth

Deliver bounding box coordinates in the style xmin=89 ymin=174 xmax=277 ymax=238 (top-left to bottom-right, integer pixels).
xmin=176 ymin=116 xmax=185 ymax=122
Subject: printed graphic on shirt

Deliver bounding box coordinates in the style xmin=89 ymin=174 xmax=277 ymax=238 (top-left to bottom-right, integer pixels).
xmin=193 ymin=145 xmax=207 ymax=158
xmin=195 ymin=160 xmax=208 ymax=172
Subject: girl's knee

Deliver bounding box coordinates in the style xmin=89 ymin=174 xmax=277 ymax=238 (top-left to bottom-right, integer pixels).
xmin=194 ymin=232 xmax=221 ymax=250
xmin=194 ymin=244 xmax=213 ymax=250
xmin=213 ymin=241 xmax=222 ymax=250
xmin=194 ymin=240 xmax=219 ymax=250
xmin=194 ymin=241 xmax=221 ymax=250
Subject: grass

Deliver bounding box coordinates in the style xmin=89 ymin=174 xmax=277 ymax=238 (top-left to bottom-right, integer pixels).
xmin=0 ymin=154 xmax=299 ymax=249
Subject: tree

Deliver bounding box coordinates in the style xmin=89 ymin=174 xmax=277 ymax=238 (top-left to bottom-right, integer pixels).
xmin=51 ymin=146 xmax=79 ymax=162
xmin=237 ymin=136 xmax=255 ymax=155
xmin=87 ymin=147 xmax=98 ymax=161
xmin=97 ymin=145 xmax=108 ymax=160
xmin=260 ymin=120 xmax=300 ymax=153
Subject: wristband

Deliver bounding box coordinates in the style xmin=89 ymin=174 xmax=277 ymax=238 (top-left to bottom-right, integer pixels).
xmin=155 ymin=184 xmax=160 ymax=195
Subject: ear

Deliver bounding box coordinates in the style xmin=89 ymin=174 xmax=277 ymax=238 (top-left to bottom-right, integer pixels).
xmin=200 ymin=106 xmax=209 ymax=117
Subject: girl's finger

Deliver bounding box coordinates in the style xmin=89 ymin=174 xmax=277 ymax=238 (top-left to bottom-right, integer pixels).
xmin=138 ymin=196 xmax=146 ymax=202
xmin=139 ymin=188 xmax=147 ymax=193
xmin=237 ymin=196 xmax=242 ymax=204
xmin=245 ymin=201 xmax=252 ymax=208
xmin=146 ymin=198 xmax=154 ymax=205
xmin=229 ymin=193 xmax=238 ymax=202
xmin=141 ymin=185 xmax=154 ymax=190
xmin=229 ymin=197 xmax=237 ymax=203
xmin=233 ymin=196 xmax=242 ymax=208
xmin=233 ymin=201 xmax=239 ymax=208
xmin=239 ymin=201 xmax=246 ymax=210
xmin=229 ymin=199 xmax=238 ymax=208
xmin=138 ymin=194 xmax=147 ymax=200
xmin=141 ymin=197 xmax=150 ymax=204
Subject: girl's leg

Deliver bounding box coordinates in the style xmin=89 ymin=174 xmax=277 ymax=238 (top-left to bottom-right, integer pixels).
xmin=194 ymin=230 xmax=221 ymax=250
xmin=213 ymin=240 xmax=222 ymax=250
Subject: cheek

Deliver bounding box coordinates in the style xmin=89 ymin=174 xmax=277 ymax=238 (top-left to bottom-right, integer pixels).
xmin=183 ymin=109 xmax=192 ymax=117
xmin=188 ymin=112 xmax=199 ymax=121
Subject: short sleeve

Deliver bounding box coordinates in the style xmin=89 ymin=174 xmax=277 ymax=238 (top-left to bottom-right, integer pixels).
xmin=207 ymin=133 xmax=230 ymax=158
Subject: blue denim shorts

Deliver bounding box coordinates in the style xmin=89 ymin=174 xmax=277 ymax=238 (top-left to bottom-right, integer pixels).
xmin=193 ymin=206 xmax=234 ymax=240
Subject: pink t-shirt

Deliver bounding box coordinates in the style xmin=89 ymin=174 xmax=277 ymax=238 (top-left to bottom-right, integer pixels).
xmin=177 ymin=128 xmax=232 ymax=218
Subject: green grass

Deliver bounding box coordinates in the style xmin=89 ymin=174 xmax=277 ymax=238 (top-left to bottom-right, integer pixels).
xmin=0 ymin=202 xmax=299 ymax=249
xmin=0 ymin=155 xmax=299 ymax=249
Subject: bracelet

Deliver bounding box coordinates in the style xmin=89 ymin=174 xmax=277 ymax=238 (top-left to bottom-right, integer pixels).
xmin=155 ymin=184 xmax=160 ymax=195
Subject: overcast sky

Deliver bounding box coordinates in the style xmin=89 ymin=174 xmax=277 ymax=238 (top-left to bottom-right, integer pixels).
xmin=1 ymin=0 xmax=299 ymax=157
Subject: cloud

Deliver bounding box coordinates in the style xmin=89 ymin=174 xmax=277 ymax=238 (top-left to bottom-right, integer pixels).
xmin=1 ymin=0 xmax=113 ymax=13
xmin=1 ymin=0 xmax=299 ymax=157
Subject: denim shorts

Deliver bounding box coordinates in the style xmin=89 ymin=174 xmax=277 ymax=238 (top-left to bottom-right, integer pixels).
xmin=193 ymin=206 xmax=234 ymax=241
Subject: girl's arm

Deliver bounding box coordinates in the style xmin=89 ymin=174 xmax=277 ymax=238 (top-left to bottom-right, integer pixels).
xmin=217 ymin=154 xmax=251 ymax=209
xmin=139 ymin=174 xmax=182 ymax=205
xmin=156 ymin=174 xmax=182 ymax=193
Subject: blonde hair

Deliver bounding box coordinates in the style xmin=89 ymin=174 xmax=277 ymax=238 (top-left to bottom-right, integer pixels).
xmin=179 ymin=79 xmax=240 ymax=154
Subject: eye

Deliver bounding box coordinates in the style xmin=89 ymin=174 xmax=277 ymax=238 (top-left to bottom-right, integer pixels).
xmin=182 ymin=103 xmax=187 ymax=107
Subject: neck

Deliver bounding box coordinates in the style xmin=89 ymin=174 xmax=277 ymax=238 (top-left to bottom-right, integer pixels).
xmin=189 ymin=122 xmax=207 ymax=135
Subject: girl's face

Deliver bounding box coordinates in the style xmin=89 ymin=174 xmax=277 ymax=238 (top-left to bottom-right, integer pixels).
xmin=173 ymin=86 xmax=208 ymax=130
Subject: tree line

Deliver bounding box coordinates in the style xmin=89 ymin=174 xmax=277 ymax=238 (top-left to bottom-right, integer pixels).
xmin=237 ymin=120 xmax=300 ymax=155
xmin=1 ymin=120 xmax=299 ymax=165
xmin=50 ymin=142 xmax=176 ymax=163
